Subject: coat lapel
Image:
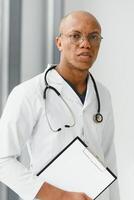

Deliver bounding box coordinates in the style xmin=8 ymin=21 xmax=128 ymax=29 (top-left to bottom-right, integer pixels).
xmin=47 ymin=66 xmax=82 ymax=105
xmin=45 ymin=65 xmax=96 ymax=108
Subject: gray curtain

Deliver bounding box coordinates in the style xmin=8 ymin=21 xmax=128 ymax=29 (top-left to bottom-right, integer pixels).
xmin=0 ymin=0 xmax=64 ymax=199
xmin=0 ymin=0 xmax=22 ymax=199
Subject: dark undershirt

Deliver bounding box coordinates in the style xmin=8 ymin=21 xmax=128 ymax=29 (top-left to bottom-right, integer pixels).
xmin=62 ymin=77 xmax=88 ymax=104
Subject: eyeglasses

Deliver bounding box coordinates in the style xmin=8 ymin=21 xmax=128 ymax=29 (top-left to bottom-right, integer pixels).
xmin=60 ymin=32 xmax=103 ymax=47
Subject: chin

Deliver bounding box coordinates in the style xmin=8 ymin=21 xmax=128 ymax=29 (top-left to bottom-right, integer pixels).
xmin=76 ymin=62 xmax=93 ymax=71
xmin=67 ymin=60 xmax=93 ymax=71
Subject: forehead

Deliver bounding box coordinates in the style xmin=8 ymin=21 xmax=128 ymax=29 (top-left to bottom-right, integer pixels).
xmin=60 ymin=13 xmax=101 ymax=34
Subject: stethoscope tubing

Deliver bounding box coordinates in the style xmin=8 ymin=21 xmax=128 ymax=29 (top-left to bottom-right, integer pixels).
xmin=43 ymin=65 xmax=103 ymax=132
xmin=90 ymin=73 xmax=100 ymax=114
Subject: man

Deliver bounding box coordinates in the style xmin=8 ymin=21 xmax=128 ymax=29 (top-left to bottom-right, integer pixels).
xmin=0 ymin=11 xmax=120 ymax=200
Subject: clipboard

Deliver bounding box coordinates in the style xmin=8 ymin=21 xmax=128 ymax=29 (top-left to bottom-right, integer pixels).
xmin=37 ymin=137 xmax=117 ymax=199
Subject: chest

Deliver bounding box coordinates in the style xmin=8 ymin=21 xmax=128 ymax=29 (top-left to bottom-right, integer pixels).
xmin=28 ymin=91 xmax=106 ymax=174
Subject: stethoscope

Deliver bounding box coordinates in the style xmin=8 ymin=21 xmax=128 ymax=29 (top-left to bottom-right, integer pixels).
xmin=43 ymin=65 xmax=103 ymax=132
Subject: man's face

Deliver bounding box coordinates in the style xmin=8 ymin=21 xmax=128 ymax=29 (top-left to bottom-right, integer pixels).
xmin=56 ymin=13 xmax=102 ymax=71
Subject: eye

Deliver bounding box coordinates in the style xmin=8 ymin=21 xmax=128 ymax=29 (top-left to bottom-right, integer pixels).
xmin=71 ymin=33 xmax=81 ymax=39
xmin=89 ymin=34 xmax=100 ymax=41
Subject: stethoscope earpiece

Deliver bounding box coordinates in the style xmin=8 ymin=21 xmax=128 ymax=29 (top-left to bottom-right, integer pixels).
xmin=94 ymin=113 xmax=103 ymax=123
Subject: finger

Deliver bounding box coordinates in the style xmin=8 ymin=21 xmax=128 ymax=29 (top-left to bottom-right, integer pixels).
xmin=84 ymin=193 xmax=92 ymax=200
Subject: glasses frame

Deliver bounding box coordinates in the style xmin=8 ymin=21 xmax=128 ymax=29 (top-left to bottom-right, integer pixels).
xmin=59 ymin=32 xmax=103 ymax=47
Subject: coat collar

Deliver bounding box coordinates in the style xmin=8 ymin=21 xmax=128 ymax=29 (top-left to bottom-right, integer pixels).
xmin=43 ymin=64 xmax=96 ymax=109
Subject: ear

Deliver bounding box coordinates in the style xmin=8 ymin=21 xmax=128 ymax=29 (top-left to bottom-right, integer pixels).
xmin=55 ymin=36 xmax=63 ymax=51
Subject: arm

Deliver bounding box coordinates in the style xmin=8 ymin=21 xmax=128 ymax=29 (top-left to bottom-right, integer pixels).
xmin=101 ymin=94 xmax=120 ymax=200
xmin=0 ymin=87 xmax=92 ymax=200
xmin=0 ymin=87 xmax=44 ymax=199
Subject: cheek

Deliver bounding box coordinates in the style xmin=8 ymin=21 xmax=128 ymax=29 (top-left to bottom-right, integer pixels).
xmin=63 ymin=45 xmax=76 ymax=59
xmin=92 ymin=47 xmax=100 ymax=61
xmin=66 ymin=43 xmax=76 ymax=52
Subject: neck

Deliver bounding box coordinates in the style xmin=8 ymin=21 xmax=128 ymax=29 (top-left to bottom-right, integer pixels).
xmin=56 ymin=64 xmax=89 ymax=94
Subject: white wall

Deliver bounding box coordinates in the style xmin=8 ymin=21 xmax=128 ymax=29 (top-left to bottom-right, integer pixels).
xmin=64 ymin=1 xmax=134 ymax=199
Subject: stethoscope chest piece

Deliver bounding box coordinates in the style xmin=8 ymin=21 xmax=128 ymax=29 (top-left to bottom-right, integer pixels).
xmin=94 ymin=113 xmax=103 ymax=123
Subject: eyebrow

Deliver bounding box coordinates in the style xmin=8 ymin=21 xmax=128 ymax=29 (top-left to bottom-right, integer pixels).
xmin=69 ymin=30 xmax=101 ymax=35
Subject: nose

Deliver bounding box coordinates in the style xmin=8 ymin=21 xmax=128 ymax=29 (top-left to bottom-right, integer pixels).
xmin=79 ymin=37 xmax=91 ymax=48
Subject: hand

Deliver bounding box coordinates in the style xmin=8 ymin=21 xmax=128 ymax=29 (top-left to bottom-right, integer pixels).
xmin=62 ymin=191 xmax=92 ymax=200
xmin=36 ymin=182 xmax=92 ymax=200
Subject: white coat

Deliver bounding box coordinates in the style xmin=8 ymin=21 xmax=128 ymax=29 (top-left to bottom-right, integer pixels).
xmin=0 ymin=64 xmax=120 ymax=200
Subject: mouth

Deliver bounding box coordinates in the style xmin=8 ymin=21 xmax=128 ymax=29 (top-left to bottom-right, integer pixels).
xmin=78 ymin=51 xmax=92 ymax=57
xmin=77 ymin=52 xmax=92 ymax=61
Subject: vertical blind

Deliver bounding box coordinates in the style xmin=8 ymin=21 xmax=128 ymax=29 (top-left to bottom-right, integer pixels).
xmin=0 ymin=0 xmax=64 ymax=199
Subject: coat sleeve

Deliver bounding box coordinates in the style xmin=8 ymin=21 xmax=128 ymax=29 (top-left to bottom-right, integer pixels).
xmin=101 ymin=92 xmax=120 ymax=200
xmin=0 ymin=87 xmax=44 ymax=200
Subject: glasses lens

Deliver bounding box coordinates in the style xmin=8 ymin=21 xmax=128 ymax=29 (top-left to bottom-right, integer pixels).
xmin=69 ymin=33 xmax=82 ymax=44
xmin=88 ymin=34 xmax=102 ymax=46
xmin=61 ymin=32 xmax=103 ymax=46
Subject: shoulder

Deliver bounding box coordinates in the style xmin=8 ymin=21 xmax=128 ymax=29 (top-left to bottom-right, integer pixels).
xmin=95 ymin=80 xmax=113 ymax=112
xmin=10 ymin=72 xmax=45 ymax=102
xmin=3 ymin=72 xmax=45 ymax=122
xmin=11 ymin=64 xmax=54 ymax=101
xmin=96 ymin=81 xmax=111 ymax=99
xmin=4 ymin=72 xmax=45 ymax=117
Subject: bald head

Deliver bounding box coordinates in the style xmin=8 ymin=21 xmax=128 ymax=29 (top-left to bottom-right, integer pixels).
xmin=59 ymin=10 xmax=101 ymax=34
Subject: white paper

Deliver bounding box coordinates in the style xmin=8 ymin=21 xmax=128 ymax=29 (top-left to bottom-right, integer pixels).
xmin=38 ymin=137 xmax=116 ymax=199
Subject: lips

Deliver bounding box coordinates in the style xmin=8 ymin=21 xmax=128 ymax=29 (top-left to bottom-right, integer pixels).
xmin=78 ymin=52 xmax=92 ymax=57
xmin=77 ymin=51 xmax=92 ymax=63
